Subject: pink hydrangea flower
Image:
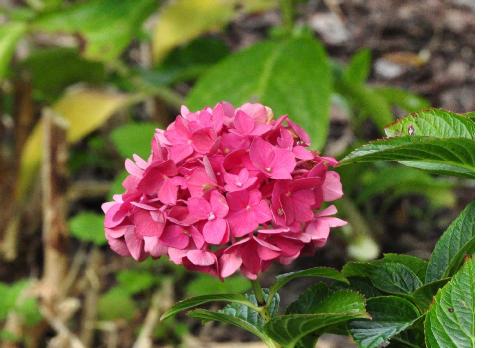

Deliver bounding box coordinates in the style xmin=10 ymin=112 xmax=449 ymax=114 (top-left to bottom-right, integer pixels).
xmin=103 ymin=102 xmax=346 ymax=280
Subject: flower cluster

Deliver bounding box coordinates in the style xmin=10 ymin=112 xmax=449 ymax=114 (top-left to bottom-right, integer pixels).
xmin=102 ymin=102 xmax=346 ymax=279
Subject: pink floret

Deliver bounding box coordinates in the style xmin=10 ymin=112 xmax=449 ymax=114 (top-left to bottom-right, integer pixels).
xmin=103 ymin=102 xmax=346 ymax=279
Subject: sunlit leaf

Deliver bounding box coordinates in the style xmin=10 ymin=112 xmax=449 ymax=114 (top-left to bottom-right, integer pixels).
xmin=69 ymin=211 xmax=106 ymax=245
xmin=0 ymin=22 xmax=26 ymax=79
xmin=110 ymin=122 xmax=159 ymax=159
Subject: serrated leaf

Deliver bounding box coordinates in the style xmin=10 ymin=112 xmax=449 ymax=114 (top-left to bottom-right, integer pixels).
xmin=264 ymin=290 xmax=367 ymax=348
xmin=110 ymin=122 xmax=159 ymax=159
xmin=186 ymin=274 xmax=250 ymax=297
xmin=370 ymin=262 xmax=423 ymax=295
xmin=375 ymin=87 xmax=430 ymax=113
xmin=425 ymin=202 xmax=475 ymax=283
xmin=382 ymin=254 xmax=428 ymax=282
xmin=187 ymin=37 xmax=332 ymax=149
xmin=160 ymin=293 xmax=259 ymax=321
xmin=32 ymin=0 xmax=157 ymax=61
xmin=0 ymin=22 xmax=27 ymax=79
xmin=116 ymin=269 xmax=158 ymax=295
xmin=349 ymin=296 xmax=420 ymax=348
xmin=19 ymin=88 xmax=131 ymax=198
xmin=286 ymin=283 xmax=364 ymax=316
xmin=385 ymin=109 xmax=475 ymax=139
xmin=98 ymin=287 xmax=137 ymax=321
xmin=268 ymin=267 xmax=348 ymax=304
xmin=425 ymin=259 xmax=474 ymax=348
xmin=69 ymin=211 xmax=106 ymax=246
xmin=340 ymin=136 xmax=475 ymax=178
xmin=188 ymin=309 xmax=276 ymax=347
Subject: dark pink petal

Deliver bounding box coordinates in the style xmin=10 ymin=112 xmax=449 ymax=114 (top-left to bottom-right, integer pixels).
xmin=124 ymin=229 xmax=144 ymax=261
xmin=107 ymin=236 xmax=131 ymax=257
xmin=191 ymin=128 xmax=216 ymax=154
xmin=162 ymin=225 xmax=190 ymax=249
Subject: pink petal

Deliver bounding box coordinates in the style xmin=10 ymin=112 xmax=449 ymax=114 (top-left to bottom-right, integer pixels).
xmin=187 ymin=197 xmax=211 ymax=221
xmin=220 ymin=252 xmax=243 ymax=279
xmin=124 ymin=229 xmax=144 ymax=261
xmin=233 ymin=110 xmax=255 ymax=135
xmin=249 ymin=138 xmax=275 ymax=171
xmin=191 ymin=128 xmax=216 ymax=154
xmin=210 ymin=190 xmax=229 ymax=218
xmin=203 ymin=219 xmax=228 ymax=245
xmin=162 ymin=225 xmax=190 ymax=249
xmin=158 ymin=180 xmax=178 ymax=205
xmin=134 ymin=210 xmax=165 ymax=237
xmin=187 ymin=250 xmax=216 ymax=266
xmin=322 ymin=171 xmax=343 ymax=201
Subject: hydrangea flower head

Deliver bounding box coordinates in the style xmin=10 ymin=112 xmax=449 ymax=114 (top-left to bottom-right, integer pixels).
xmin=103 ymin=102 xmax=346 ymax=279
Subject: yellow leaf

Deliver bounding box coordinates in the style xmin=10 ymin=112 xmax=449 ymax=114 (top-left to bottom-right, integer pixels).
xmin=152 ymin=0 xmax=236 ymax=63
xmin=18 ymin=88 xmax=132 ymax=198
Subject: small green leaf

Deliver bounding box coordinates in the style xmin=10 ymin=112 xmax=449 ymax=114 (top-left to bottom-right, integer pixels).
xmin=188 ymin=309 xmax=276 ymax=347
xmin=98 ymin=287 xmax=137 ymax=321
xmin=0 ymin=280 xmax=42 ymax=326
xmin=186 ymin=274 xmax=251 ymax=297
xmin=381 ymin=254 xmax=428 ymax=282
xmin=369 ymin=262 xmax=423 ymax=295
xmin=116 ymin=269 xmax=158 ymax=295
xmin=349 ymin=296 xmax=420 ymax=348
xmin=344 ymin=49 xmax=372 ymax=84
xmin=110 ymin=122 xmax=159 ymax=159
xmin=425 ymin=202 xmax=475 ymax=283
xmin=0 ymin=22 xmax=27 ymax=79
xmin=107 ymin=170 xmax=128 ymax=200
xmin=160 ymin=293 xmax=259 ymax=321
xmin=69 ymin=212 xmax=106 ymax=246
xmin=187 ymin=37 xmax=332 ymax=149
xmin=385 ymin=109 xmax=475 ymax=139
xmin=32 ymin=0 xmax=157 ymax=62
xmin=340 ymin=136 xmax=475 ymax=178
xmin=425 ymin=259 xmax=474 ymax=348
xmin=268 ymin=267 xmax=348 ymax=304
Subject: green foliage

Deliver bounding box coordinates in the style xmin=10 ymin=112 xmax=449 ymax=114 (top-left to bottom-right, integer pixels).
xmin=116 ymin=270 xmax=159 ymax=295
xmin=186 ymin=274 xmax=251 ymax=297
xmin=425 ymin=202 xmax=475 ymax=283
xmin=23 ymin=48 xmax=106 ymax=101
xmin=343 ymin=49 xmax=372 ymax=84
xmin=0 ymin=280 xmax=42 ymax=327
xmin=98 ymin=287 xmax=137 ymax=321
xmin=69 ymin=211 xmax=107 ymax=245
xmin=0 ymin=22 xmax=27 ymax=79
xmin=375 ymin=87 xmax=430 ymax=113
xmin=425 ymin=259 xmax=474 ymax=348
xmin=110 ymin=122 xmax=159 ymax=159
xmin=31 ymin=0 xmax=158 ymax=61
xmin=349 ymin=296 xmax=420 ymax=348
xmin=187 ymin=36 xmax=332 ymax=149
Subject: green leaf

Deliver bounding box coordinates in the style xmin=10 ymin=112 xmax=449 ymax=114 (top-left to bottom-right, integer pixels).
xmin=286 ymin=283 xmax=364 ymax=316
xmin=412 ymin=278 xmax=450 ymax=312
xmin=187 ymin=37 xmax=332 ymax=149
xmin=0 ymin=22 xmax=26 ymax=79
xmin=32 ymin=0 xmax=157 ymax=61
xmin=344 ymin=49 xmax=372 ymax=84
xmin=107 ymin=170 xmax=128 ymax=200
xmin=188 ymin=309 xmax=276 ymax=347
xmin=69 ymin=211 xmax=106 ymax=246
xmin=381 ymin=254 xmax=428 ymax=282
xmin=160 ymin=293 xmax=259 ymax=321
xmin=264 ymin=290 xmax=367 ymax=348
xmin=110 ymin=122 xmax=159 ymax=159
xmin=375 ymin=87 xmax=430 ymax=113
xmin=268 ymin=267 xmax=348 ymax=304
xmin=116 ymin=269 xmax=158 ymax=295
xmin=425 ymin=202 xmax=475 ymax=283
xmin=340 ymin=136 xmax=475 ymax=178
xmin=349 ymin=296 xmax=420 ymax=348
xmin=425 ymin=259 xmax=474 ymax=348
xmin=369 ymin=262 xmax=423 ymax=295
xmin=23 ymin=48 xmax=106 ymax=101
xmin=385 ymin=109 xmax=475 ymax=140
xmin=98 ymin=287 xmax=137 ymax=321
xmin=0 ymin=280 xmax=42 ymax=326
xmin=186 ymin=274 xmax=251 ymax=297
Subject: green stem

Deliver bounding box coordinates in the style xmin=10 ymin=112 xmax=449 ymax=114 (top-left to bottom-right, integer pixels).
xmin=251 ymin=279 xmax=266 ymax=306
xmin=279 ymin=0 xmax=294 ymax=34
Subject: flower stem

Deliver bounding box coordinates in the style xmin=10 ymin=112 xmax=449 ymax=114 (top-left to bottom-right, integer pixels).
xmin=251 ymin=279 xmax=266 ymax=306
xmin=279 ymin=0 xmax=295 ymax=35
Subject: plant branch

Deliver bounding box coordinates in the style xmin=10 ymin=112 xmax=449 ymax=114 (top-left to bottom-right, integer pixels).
xmin=279 ymin=0 xmax=295 ymax=34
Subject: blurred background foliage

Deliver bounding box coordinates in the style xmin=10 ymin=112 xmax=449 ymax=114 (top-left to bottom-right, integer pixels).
xmin=0 ymin=0 xmax=474 ymax=346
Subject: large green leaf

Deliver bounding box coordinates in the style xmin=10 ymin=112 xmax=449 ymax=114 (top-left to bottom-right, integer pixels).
xmin=188 ymin=309 xmax=277 ymax=347
xmin=98 ymin=287 xmax=137 ymax=321
xmin=425 ymin=259 xmax=474 ymax=348
xmin=381 ymin=254 xmax=428 ymax=282
xmin=385 ymin=109 xmax=475 ymax=139
xmin=349 ymin=296 xmax=420 ymax=348
xmin=369 ymin=262 xmax=423 ymax=295
xmin=0 ymin=22 xmax=27 ymax=79
xmin=343 ymin=49 xmax=372 ymax=84
xmin=110 ymin=122 xmax=159 ymax=159
xmin=68 ymin=211 xmax=106 ymax=246
xmin=160 ymin=293 xmax=259 ymax=321
xmin=187 ymin=37 xmax=332 ymax=149
xmin=412 ymin=278 xmax=450 ymax=312
xmin=425 ymin=202 xmax=475 ymax=283
xmin=264 ymin=289 xmax=367 ymax=348
xmin=340 ymin=136 xmax=475 ymax=178
xmin=31 ymin=0 xmax=157 ymax=61
xmin=268 ymin=267 xmax=348 ymax=305
xmin=375 ymin=87 xmax=430 ymax=113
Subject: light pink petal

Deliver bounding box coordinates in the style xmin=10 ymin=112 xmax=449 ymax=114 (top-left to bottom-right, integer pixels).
xmin=270 ymin=148 xmax=296 ymax=179
xmin=104 ymin=204 xmax=128 ymax=228
xmin=162 ymin=225 xmax=190 ymax=249
xmin=170 ymin=144 xmax=193 ymax=163
xmin=124 ymin=229 xmax=144 ymax=261
xmin=203 ymin=219 xmax=228 ymax=245
xmin=220 ymin=252 xmax=242 ymax=278
xmin=191 ymin=128 xmax=216 ymax=154
xmin=249 ymin=138 xmax=275 ymax=171
xmin=158 ymin=180 xmax=178 ymax=205
xmin=187 ymin=197 xmax=211 ymax=221
xmin=253 ymin=199 xmax=272 ymax=224
xmin=107 ymin=237 xmax=131 ymax=257
xmin=233 ymin=110 xmax=255 ymax=135
xmin=322 ymin=171 xmax=343 ymax=201
xmin=228 ymin=209 xmax=257 ymax=238
xmin=125 ymin=159 xmax=142 ymax=177
xmin=318 ymin=205 xmax=338 ymax=217
xmin=134 ymin=210 xmax=165 ymax=237
xmin=293 ymin=146 xmax=314 ymax=160
xmin=210 ymin=190 xmax=229 ymax=218
xmin=187 ymin=250 xmax=216 ymax=266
